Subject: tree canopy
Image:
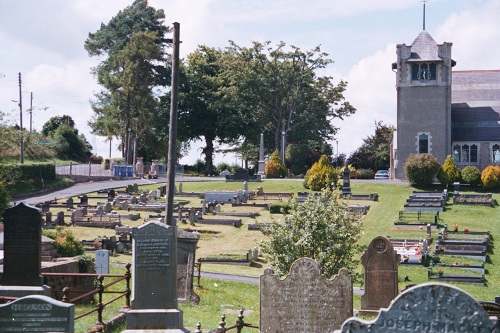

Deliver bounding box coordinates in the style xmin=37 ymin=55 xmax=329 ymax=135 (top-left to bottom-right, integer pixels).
xmin=348 ymin=121 xmax=394 ymax=171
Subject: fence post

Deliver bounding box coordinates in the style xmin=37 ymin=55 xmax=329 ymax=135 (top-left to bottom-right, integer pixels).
xmin=216 ymin=314 xmax=226 ymax=333
xmin=124 ymin=263 xmax=132 ymax=308
xmin=92 ymin=275 xmax=106 ymax=332
xmin=235 ymin=309 xmax=244 ymax=333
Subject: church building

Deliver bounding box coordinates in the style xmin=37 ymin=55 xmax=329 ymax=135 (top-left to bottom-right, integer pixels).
xmin=390 ymin=26 xmax=500 ymax=180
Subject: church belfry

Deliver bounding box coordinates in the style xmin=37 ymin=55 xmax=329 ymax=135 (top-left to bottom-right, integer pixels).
xmin=392 ymin=29 xmax=455 ymax=179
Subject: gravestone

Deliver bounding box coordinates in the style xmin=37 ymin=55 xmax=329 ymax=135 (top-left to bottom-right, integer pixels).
xmin=79 ymin=194 xmax=88 ymax=206
xmin=108 ymin=189 xmax=116 ymax=201
xmin=0 ymin=295 xmax=74 ymax=333
xmin=337 ymin=283 xmax=498 ymax=332
xmin=361 ymin=236 xmax=399 ymax=311
xmin=124 ymin=221 xmax=187 ymax=332
xmin=1 ymin=202 xmax=43 ymax=286
xmin=95 ymin=250 xmax=110 ymax=274
xmin=136 ymin=157 xmax=144 ymax=177
xmin=257 ymin=133 xmax=266 ymax=177
xmin=66 ymin=197 xmax=74 ymax=209
xmin=260 ymin=257 xmax=352 ymax=332
xmin=139 ymin=192 xmax=147 ymax=204
xmin=104 ymin=202 xmax=112 ymax=213
xmin=342 ymin=164 xmax=351 ymax=195
xmin=56 ymin=211 xmax=65 ymax=226
xmin=177 ymin=229 xmax=200 ymax=304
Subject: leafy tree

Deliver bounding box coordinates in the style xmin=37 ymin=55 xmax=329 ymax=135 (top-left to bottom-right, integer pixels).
xmin=306 ymin=155 xmax=338 ymax=190
xmin=179 ymin=46 xmax=246 ymax=172
xmin=403 ymin=153 xmax=441 ymax=186
xmin=437 ymin=155 xmax=461 ymax=186
xmin=85 ymin=0 xmax=170 ymax=162
xmin=259 ymin=188 xmax=363 ymax=280
xmin=461 ymin=166 xmax=482 ymax=186
xmin=221 ymin=41 xmax=355 ymax=163
xmin=349 ymin=121 xmax=394 ymax=171
xmin=0 ymin=180 xmax=10 ymax=216
xmin=42 ymin=116 xmax=92 ymax=161
xmin=265 ymin=150 xmax=287 ymax=178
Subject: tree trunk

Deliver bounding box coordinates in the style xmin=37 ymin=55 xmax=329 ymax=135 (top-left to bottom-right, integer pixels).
xmin=202 ymin=135 xmax=215 ymax=173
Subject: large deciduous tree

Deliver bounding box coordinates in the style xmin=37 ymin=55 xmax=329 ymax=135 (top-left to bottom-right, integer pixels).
xmin=348 ymin=121 xmax=394 ymax=171
xmin=84 ymin=0 xmax=170 ymax=162
xmin=222 ymin=41 xmax=356 ymax=162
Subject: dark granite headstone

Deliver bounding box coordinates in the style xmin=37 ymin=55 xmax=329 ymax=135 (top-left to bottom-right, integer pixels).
xmin=260 ymin=257 xmax=353 ymax=332
xmin=1 ymin=202 xmax=43 ymax=286
xmin=361 ymin=236 xmax=399 ymax=311
xmin=79 ymin=194 xmax=88 ymax=206
xmin=0 ymin=295 xmax=74 ymax=333
xmin=107 ymin=189 xmax=116 ymax=201
xmin=339 ymin=283 xmax=498 ymax=332
xmin=66 ymin=197 xmax=74 ymax=209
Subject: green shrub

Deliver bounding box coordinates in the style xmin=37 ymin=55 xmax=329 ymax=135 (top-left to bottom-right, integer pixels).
xmin=306 ymin=155 xmax=338 ymax=191
xmin=285 ymin=143 xmax=311 ymax=176
xmin=42 ymin=227 xmax=84 ymax=257
xmin=481 ymin=165 xmax=500 ymax=189
xmin=265 ymin=150 xmax=287 ymax=178
xmin=303 ymin=169 xmax=312 ymax=189
xmin=461 ymin=166 xmax=482 ymax=186
xmin=268 ymin=202 xmax=291 ymax=214
xmin=437 ymin=155 xmax=461 ymax=186
xmin=403 ymin=153 xmax=441 ymax=186
xmin=357 ymin=169 xmax=375 ymax=179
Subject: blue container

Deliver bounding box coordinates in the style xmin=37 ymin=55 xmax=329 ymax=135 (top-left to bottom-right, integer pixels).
xmin=113 ymin=165 xmax=120 ymax=177
xmin=126 ymin=165 xmax=133 ymax=177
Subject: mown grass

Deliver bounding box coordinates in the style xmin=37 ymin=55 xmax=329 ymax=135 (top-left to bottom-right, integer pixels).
xmin=29 ymin=179 xmax=500 ymax=331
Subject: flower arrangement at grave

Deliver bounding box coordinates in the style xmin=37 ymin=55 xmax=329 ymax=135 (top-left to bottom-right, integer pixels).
xmin=453 ymin=261 xmax=459 ymax=266
xmin=438 ymin=268 xmax=445 ymax=276
xmin=463 ymin=228 xmax=469 ymax=233
xmin=402 ymin=255 xmax=409 ymax=263
xmin=452 ymin=223 xmax=460 ymax=232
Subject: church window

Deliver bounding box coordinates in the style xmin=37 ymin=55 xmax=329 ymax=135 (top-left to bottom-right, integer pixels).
xmin=453 ymin=143 xmax=478 ymax=164
xmin=418 ymin=133 xmax=429 ymax=154
xmin=491 ymin=144 xmax=500 ymax=163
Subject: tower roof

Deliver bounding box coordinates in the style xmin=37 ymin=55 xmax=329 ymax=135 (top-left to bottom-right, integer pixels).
xmin=408 ymin=31 xmax=442 ymax=62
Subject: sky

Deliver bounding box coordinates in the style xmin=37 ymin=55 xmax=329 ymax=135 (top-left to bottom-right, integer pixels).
xmin=1 ymin=0 xmax=499 ymax=166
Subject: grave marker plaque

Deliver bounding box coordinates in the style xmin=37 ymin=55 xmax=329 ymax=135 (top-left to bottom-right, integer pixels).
xmin=361 ymin=236 xmax=399 ymax=311
xmin=260 ymin=257 xmax=352 ymax=332
xmin=95 ymin=250 xmax=110 ymax=274
xmin=339 ymin=283 xmax=498 ymax=332
xmin=0 ymin=295 xmax=74 ymax=333
xmin=1 ymin=202 xmax=43 ymax=286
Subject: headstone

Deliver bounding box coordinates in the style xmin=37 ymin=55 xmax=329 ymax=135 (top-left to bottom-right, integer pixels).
xmin=126 ymin=184 xmax=134 ymax=194
xmin=338 ymin=283 xmax=498 ymax=332
xmin=139 ymin=192 xmax=147 ymax=204
xmin=0 ymin=295 xmax=74 ymax=333
xmin=189 ymin=208 xmax=196 ymax=226
xmin=215 ymin=204 xmax=222 ymax=213
xmin=243 ymin=181 xmax=248 ymax=192
xmin=260 ymin=257 xmax=352 ymax=332
xmin=1 ymin=203 xmax=43 ymax=286
xmin=95 ymin=205 xmax=104 ymax=216
xmin=71 ymin=209 xmax=83 ymax=223
xmin=56 ymin=211 xmax=65 ymax=226
xmin=361 ymin=236 xmax=399 ymax=311
xmin=79 ymin=194 xmax=88 ymax=206
xmin=116 ymin=242 xmax=125 ymax=254
xmin=125 ymin=222 xmax=186 ymax=332
xmin=252 ymin=247 xmax=259 ymax=261
xmin=108 ymin=189 xmax=116 ymax=201
xmin=45 ymin=211 xmax=52 ymax=223
xmin=121 ymin=200 xmax=129 ymax=211
xmin=95 ymin=250 xmax=110 ymax=274
xmin=136 ymin=157 xmax=144 ymax=178
xmin=130 ymin=196 xmax=138 ymax=205
xmin=342 ymin=164 xmax=351 ymax=195
xmin=177 ymin=229 xmax=200 ymax=304
xmin=66 ymin=197 xmax=74 ymax=209
xmin=133 ymin=183 xmax=139 ymax=193
xmin=104 ymin=202 xmax=112 ymax=213
xmin=257 ymin=133 xmax=266 ymax=177
xmin=179 ymin=182 xmax=183 ymax=193
xmin=41 ymin=201 xmax=50 ymax=212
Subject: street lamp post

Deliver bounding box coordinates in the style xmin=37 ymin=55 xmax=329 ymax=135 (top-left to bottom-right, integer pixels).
xmin=336 ymin=140 xmax=339 ymax=167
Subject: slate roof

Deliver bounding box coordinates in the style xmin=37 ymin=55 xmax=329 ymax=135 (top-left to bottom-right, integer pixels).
xmin=451 ymin=70 xmax=500 ymax=141
xmin=408 ymin=31 xmax=442 ymax=62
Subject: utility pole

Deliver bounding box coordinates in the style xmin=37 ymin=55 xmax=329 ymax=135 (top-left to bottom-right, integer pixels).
xmin=18 ymin=73 xmax=24 ymax=164
xmin=165 ymin=22 xmax=180 ymax=227
xmin=29 ymin=92 xmax=33 ymax=133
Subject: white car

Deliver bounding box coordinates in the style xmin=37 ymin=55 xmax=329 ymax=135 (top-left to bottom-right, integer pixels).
xmin=374 ymin=170 xmax=390 ymax=179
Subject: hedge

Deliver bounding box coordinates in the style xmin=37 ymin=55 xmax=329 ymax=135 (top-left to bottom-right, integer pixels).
xmin=0 ymin=164 xmax=56 ymax=182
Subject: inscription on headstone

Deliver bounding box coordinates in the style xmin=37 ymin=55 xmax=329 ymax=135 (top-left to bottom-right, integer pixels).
xmin=1 ymin=202 xmax=43 ymax=286
xmin=361 ymin=236 xmax=399 ymax=311
xmin=339 ymin=283 xmax=498 ymax=332
xmin=131 ymin=221 xmax=176 ymax=309
xmin=0 ymin=295 xmax=74 ymax=333
xmin=260 ymin=257 xmax=352 ymax=332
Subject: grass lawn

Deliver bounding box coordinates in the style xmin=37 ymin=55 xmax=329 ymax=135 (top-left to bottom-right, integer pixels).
xmin=42 ymin=179 xmax=500 ymax=331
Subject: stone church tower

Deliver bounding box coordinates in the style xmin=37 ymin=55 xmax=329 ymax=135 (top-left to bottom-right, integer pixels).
xmin=392 ymin=31 xmax=455 ymax=179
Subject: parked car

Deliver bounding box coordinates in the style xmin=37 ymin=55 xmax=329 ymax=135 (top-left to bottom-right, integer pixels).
xmin=374 ymin=170 xmax=390 ymax=179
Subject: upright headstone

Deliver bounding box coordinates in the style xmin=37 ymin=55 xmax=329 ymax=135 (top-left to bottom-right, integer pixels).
xmin=79 ymin=194 xmax=88 ymax=206
xmin=177 ymin=229 xmax=200 ymax=303
xmin=178 ymin=182 xmax=183 ymax=193
xmin=342 ymin=164 xmax=351 ymax=195
xmin=257 ymin=133 xmax=266 ymax=177
xmin=361 ymin=236 xmax=399 ymax=311
xmin=0 ymin=295 xmax=74 ymax=333
xmin=56 ymin=211 xmax=65 ymax=226
xmin=136 ymin=157 xmax=144 ymax=178
xmin=95 ymin=250 xmax=110 ymax=275
xmin=124 ymin=222 xmax=187 ymax=332
xmin=1 ymin=203 xmax=43 ymax=286
xmin=260 ymin=257 xmax=352 ymax=332
xmin=338 ymin=283 xmax=498 ymax=332
xmin=66 ymin=197 xmax=74 ymax=209
xmin=108 ymin=189 xmax=116 ymax=201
